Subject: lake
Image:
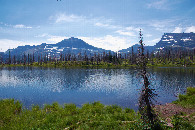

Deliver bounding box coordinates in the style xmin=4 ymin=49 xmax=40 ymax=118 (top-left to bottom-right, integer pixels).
xmin=0 ymin=67 xmax=194 ymax=110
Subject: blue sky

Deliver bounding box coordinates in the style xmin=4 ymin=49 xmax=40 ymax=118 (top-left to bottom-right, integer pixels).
xmin=0 ymin=0 xmax=195 ymax=52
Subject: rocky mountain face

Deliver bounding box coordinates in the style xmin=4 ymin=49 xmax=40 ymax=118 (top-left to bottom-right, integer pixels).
xmin=155 ymin=32 xmax=195 ymax=49
xmin=119 ymin=32 xmax=195 ymax=54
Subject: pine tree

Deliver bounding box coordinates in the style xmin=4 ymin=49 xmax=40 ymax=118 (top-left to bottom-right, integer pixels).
xmin=8 ymin=50 xmax=11 ymax=65
xmin=137 ymin=29 xmax=159 ymax=129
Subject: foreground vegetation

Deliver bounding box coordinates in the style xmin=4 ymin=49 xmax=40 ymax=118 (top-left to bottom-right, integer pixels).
xmin=0 ymin=100 xmax=146 ymax=129
xmin=166 ymin=87 xmax=195 ymax=129
xmin=1 ymin=87 xmax=195 ymax=130
xmin=173 ymin=87 xmax=195 ymax=108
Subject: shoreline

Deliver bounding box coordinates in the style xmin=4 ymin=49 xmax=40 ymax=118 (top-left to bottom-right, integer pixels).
xmin=0 ymin=63 xmax=195 ymax=69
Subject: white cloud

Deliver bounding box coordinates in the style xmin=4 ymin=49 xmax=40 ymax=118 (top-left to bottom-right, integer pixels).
xmin=125 ymin=26 xmax=140 ymax=32
xmin=149 ymin=20 xmax=169 ymax=32
xmin=14 ymin=24 xmax=25 ymax=28
xmin=148 ymin=19 xmax=178 ymax=32
xmin=94 ymin=22 xmax=119 ymax=29
xmin=50 ymin=13 xmax=85 ymax=23
xmin=146 ymin=38 xmax=160 ymax=46
xmin=50 ymin=13 xmax=141 ymax=39
xmin=185 ymin=26 xmax=195 ymax=33
xmin=35 ymin=34 xmax=69 ymax=43
xmin=150 ymin=22 xmax=165 ymax=29
xmin=14 ymin=24 xmax=32 ymax=29
xmin=0 ymin=39 xmax=39 ymax=52
xmin=172 ymin=27 xmax=183 ymax=33
xmin=47 ymin=35 xmax=69 ymax=43
xmin=79 ymin=35 xmax=134 ymax=52
xmin=35 ymin=33 xmax=49 ymax=38
xmin=95 ymin=22 xmax=109 ymax=27
xmin=115 ymin=30 xmax=136 ymax=37
xmin=147 ymin=0 xmax=169 ymax=10
xmin=50 ymin=12 xmax=115 ymax=26
xmin=94 ymin=23 xmax=141 ymax=33
xmin=145 ymin=34 xmax=152 ymax=37
xmin=0 ymin=22 xmax=12 ymax=27
xmin=116 ymin=26 xmax=141 ymax=37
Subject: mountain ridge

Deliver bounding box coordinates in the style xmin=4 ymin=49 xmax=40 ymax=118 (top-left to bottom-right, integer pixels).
xmin=119 ymin=32 xmax=195 ymax=54
xmin=4 ymin=37 xmax=112 ymax=57
xmin=2 ymin=32 xmax=195 ymax=57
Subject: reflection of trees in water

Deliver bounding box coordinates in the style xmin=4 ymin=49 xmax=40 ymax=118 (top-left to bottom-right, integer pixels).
xmin=148 ymin=67 xmax=195 ymax=96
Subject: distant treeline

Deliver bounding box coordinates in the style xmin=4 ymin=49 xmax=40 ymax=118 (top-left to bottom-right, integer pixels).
xmin=0 ymin=47 xmax=195 ymax=67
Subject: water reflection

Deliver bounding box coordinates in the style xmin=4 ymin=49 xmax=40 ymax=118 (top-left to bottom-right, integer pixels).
xmin=0 ymin=67 xmax=194 ymax=110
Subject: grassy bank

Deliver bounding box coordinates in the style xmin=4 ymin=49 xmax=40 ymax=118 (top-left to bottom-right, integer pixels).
xmin=170 ymin=87 xmax=195 ymax=129
xmin=173 ymin=87 xmax=195 ymax=108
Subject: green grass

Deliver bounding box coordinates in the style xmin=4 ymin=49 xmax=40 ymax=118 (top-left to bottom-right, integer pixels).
xmin=173 ymin=87 xmax=195 ymax=108
xmin=0 ymin=99 xmax=143 ymax=129
xmin=1 ymin=98 xmax=195 ymax=129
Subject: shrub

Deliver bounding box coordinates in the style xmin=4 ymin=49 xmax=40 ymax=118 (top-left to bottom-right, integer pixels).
xmin=187 ymin=87 xmax=195 ymax=96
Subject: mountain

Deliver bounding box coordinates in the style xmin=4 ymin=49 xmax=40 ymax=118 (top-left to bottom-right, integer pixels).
xmin=2 ymin=32 xmax=195 ymax=59
xmin=155 ymin=32 xmax=195 ymax=49
xmin=119 ymin=32 xmax=195 ymax=54
xmin=4 ymin=37 xmax=112 ymax=58
xmin=57 ymin=37 xmax=99 ymax=50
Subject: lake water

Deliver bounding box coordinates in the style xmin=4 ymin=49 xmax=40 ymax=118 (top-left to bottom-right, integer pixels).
xmin=0 ymin=67 xmax=194 ymax=110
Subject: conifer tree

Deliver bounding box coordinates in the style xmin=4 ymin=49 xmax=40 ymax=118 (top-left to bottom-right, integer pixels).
xmin=137 ymin=29 xmax=159 ymax=129
xmin=8 ymin=50 xmax=11 ymax=65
